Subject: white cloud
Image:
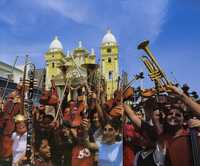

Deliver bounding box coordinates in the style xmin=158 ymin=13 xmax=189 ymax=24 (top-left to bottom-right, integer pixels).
xmin=0 ymin=0 xmax=168 ymax=43
xmin=119 ymin=0 xmax=169 ymax=40
xmin=34 ymin=0 xmax=89 ymax=23
xmin=33 ymin=0 xmax=169 ymax=40
xmin=0 ymin=0 xmax=169 ymax=71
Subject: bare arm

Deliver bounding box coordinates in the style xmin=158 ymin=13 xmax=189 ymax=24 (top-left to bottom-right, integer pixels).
xmin=169 ymin=85 xmax=200 ymax=115
xmin=123 ymin=104 xmax=141 ymax=128
xmin=182 ymin=93 xmax=200 ymax=115
xmin=124 ymin=104 xmax=159 ymax=143
xmin=81 ymin=118 xmax=99 ymax=150
xmin=96 ymin=101 xmax=105 ymax=125
xmin=152 ymin=110 xmax=163 ymax=135
xmin=84 ymin=138 xmax=99 ymax=150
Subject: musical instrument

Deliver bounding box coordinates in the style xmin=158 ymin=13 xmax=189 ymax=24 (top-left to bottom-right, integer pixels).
xmin=39 ymin=79 xmax=59 ymax=107
xmin=123 ymin=72 xmax=144 ymax=95
xmin=118 ymin=72 xmax=144 ymax=100
xmin=2 ymin=89 xmax=22 ymax=135
xmin=54 ymin=65 xmax=74 ymax=121
xmin=23 ymin=63 xmax=36 ymax=166
xmin=48 ymin=80 xmax=59 ymax=106
xmin=138 ymin=40 xmax=172 ymax=96
xmin=104 ymin=72 xmax=144 ymax=112
xmin=190 ymin=128 xmax=200 ymax=166
xmin=140 ymin=88 xmax=170 ymax=97
xmin=21 ymin=55 xmax=29 ymax=115
xmin=140 ymin=88 xmax=157 ymax=97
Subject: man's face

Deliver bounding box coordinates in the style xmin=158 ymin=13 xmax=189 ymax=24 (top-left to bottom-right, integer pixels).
xmin=62 ymin=127 xmax=71 ymax=137
xmin=16 ymin=121 xmax=27 ymax=135
xmin=69 ymin=101 xmax=76 ymax=110
xmin=166 ymin=108 xmax=184 ymax=126
xmin=136 ymin=112 xmax=143 ymax=120
xmin=39 ymin=139 xmax=51 ymax=159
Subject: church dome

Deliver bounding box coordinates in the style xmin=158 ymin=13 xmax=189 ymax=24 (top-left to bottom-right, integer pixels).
xmin=102 ymin=29 xmax=117 ymax=45
xmin=49 ymin=36 xmax=63 ymax=52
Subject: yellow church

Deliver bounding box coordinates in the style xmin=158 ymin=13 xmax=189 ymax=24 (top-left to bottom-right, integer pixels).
xmin=44 ymin=29 xmax=119 ymax=99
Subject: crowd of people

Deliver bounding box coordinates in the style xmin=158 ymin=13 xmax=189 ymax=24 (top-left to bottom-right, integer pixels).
xmin=0 ymin=80 xmax=200 ymax=166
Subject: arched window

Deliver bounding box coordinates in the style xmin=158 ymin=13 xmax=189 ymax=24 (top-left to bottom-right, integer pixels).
xmin=52 ymin=62 xmax=55 ymax=68
xmin=107 ymin=48 xmax=111 ymax=53
xmin=109 ymin=71 xmax=113 ymax=80
xmin=108 ymin=57 xmax=111 ymax=63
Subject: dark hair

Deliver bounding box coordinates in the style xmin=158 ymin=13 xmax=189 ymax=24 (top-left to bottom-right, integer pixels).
xmin=62 ymin=120 xmax=71 ymax=128
xmin=103 ymin=118 xmax=122 ymax=131
xmin=43 ymin=114 xmax=54 ymax=124
xmin=163 ymin=104 xmax=184 ymax=116
xmin=35 ymin=138 xmax=49 ymax=152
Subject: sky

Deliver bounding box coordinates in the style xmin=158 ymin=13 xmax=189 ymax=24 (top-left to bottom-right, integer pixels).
xmin=0 ymin=0 xmax=200 ymax=93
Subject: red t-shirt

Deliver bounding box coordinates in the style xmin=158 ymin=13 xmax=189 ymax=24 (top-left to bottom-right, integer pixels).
xmin=71 ymin=145 xmax=94 ymax=166
xmin=124 ymin=144 xmax=135 ymax=166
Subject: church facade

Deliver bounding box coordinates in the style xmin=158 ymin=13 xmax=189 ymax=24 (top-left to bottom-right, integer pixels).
xmin=44 ymin=30 xmax=119 ymax=99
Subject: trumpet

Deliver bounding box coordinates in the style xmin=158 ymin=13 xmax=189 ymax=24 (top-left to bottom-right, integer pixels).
xmin=138 ymin=40 xmax=172 ymax=94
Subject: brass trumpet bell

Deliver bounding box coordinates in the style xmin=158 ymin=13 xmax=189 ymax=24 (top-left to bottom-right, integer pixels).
xmin=137 ymin=40 xmax=149 ymax=50
xmin=138 ymin=40 xmax=172 ymax=91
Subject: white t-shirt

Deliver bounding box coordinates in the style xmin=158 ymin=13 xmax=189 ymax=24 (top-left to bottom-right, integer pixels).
xmin=11 ymin=132 xmax=27 ymax=165
xmin=97 ymin=141 xmax=122 ymax=166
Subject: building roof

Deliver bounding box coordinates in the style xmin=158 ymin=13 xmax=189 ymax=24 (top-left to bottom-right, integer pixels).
xmin=49 ymin=36 xmax=63 ymax=52
xmin=102 ymin=29 xmax=117 ymax=45
xmin=0 ymin=61 xmax=23 ymax=73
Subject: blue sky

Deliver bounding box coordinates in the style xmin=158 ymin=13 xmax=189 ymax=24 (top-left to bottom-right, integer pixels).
xmin=0 ymin=0 xmax=200 ymax=93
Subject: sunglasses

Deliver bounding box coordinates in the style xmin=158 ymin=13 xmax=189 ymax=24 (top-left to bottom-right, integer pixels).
xmin=104 ymin=127 xmax=114 ymax=132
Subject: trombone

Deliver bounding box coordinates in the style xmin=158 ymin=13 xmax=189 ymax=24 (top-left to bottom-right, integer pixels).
xmin=137 ymin=40 xmax=172 ymax=93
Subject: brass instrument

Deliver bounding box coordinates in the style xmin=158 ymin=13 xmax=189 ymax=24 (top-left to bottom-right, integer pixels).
xmin=138 ymin=40 xmax=172 ymax=96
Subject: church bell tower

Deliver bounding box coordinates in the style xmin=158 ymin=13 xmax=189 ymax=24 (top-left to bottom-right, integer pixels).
xmin=100 ymin=29 xmax=119 ymax=99
xmin=45 ymin=36 xmax=65 ymax=89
